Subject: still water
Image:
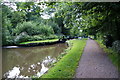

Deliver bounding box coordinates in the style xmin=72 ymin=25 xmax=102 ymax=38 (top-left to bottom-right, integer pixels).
xmin=2 ymin=43 xmax=67 ymax=78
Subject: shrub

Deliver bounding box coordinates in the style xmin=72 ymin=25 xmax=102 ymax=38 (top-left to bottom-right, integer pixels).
xmin=2 ymin=29 xmax=14 ymax=46
xmin=14 ymin=32 xmax=30 ymax=43
xmin=37 ymin=24 xmax=54 ymax=36
xmin=46 ymin=35 xmax=58 ymax=39
xmin=48 ymin=22 xmax=61 ymax=34
xmin=14 ymin=21 xmax=36 ymax=36
xmin=29 ymin=35 xmax=43 ymax=41
xmin=14 ymin=21 xmax=55 ymax=36
xmin=112 ymin=40 xmax=120 ymax=54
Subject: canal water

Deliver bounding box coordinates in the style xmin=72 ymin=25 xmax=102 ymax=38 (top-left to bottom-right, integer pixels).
xmin=2 ymin=43 xmax=67 ymax=78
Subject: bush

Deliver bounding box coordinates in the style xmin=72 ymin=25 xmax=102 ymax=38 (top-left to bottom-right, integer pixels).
xmin=14 ymin=21 xmax=36 ymax=36
xmin=37 ymin=24 xmax=54 ymax=36
xmin=14 ymin=21 xmax=55 ymax=36
xmin=45 ymin=35 xmax=58 ymax=39
xmin=13 ymin=21 xmax=56 ymax=43
xmin=112 ymin=40 xmax=120 ymax=54
xmin=14 ymin=32 xmax=30 ymax=43
xmin=28 ymin=35 xmax=43 ymax=41
xmin=29 ymin=35 xmax=58 ymax=41
xmin=48 ymin=22 xmax=61 ymax=34
xmin=2 ymin=29 xmax=14 ymax=46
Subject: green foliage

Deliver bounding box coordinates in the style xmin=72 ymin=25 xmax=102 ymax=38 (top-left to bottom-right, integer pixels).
xmin=48 ymin=2 xmax=120 ymax=40
xmin=2 ymin=5 xmax=14 ymax=45
xmin=28 ymin=35 xmax=58 ymax=41
xmin=2 ymin=2 xmax=59 ymax=46
xmin=112 ymin=40 xmax=120 ymax=53
xmin=11 ymin=11 xmax=26 ymax=27
xmin=51 ymin=3 xmax=73 ymax=35
xmin=38 ymin=24 xmax=54 ymax=36
xmin=2 ymin=2 xmax=120 ymax=46
xmin=13 ymin=21 xmax=56 ymax=43
xmin=2 ymin=29 xmax=14 ymax=46
xmin=80 ymin=2 xmax=120 ymax=40
xmin=28 ymin=35 xmax=43 ymax=41
xmin=14 ymin=21 xmax=54 ymax=35
xmin=45 ymin=34 xmax=58 ymax=39
xmin=47 ymin=20 xmax=61 ymax=34
xmin=14 ymin=32 xmax=30 ymax=43
xmin=41 ymin=40 xmax=86 ymax=78
xmin=14 ymin=21 xmax=36 ymax=36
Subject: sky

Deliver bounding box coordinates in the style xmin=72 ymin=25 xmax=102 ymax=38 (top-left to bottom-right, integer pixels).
xmin=2 ymin=0 xmax=49 ymax=2
xmin=2 ymin=0 xmax=120 ymax=2
xmin=3 ymin=1 xmax=55 ymax=19
xmin=41 ymin=13 xmax=55 ymax=19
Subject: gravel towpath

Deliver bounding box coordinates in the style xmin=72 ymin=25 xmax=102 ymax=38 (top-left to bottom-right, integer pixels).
xmin=75 ymin=39 xmax=119 ymax=78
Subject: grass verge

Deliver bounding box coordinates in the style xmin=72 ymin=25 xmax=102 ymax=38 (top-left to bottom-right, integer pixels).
xmin=41 ymin=39 xmax=86 ymax=78
xmin=20 ymin=39 xmax=59 ymax=44
xmin=96 ymin=40 xmax=120 ymax=71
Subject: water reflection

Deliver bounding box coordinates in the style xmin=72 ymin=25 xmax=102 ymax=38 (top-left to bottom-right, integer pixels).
xmin=4 ymin=67 xmax=20 ymax=78
xmin=2 ymin=43 xmax=67 ymax=78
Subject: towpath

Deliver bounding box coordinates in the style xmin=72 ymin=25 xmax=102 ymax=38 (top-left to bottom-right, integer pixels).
xmin=75 ymin=39 xmax=119 ymax=78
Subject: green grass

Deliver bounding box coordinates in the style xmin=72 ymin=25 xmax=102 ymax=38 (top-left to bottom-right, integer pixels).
xmin=20 ymin=39 xmax=59 ymax=44
xmin=41 ymin=39 xmax=86 ymax=78
xmin=96 ymin=40 xmax=120 ymax=71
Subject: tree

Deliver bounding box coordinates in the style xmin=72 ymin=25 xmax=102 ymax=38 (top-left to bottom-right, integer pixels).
xmin=79 ymin=2 xmax=120 ymax=40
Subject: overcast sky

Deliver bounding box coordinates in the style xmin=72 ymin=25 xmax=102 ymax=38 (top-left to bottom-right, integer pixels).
xmin=2 ymin=0 xmax=120 ymax=2
xmin=3 ymin=1 xmax=55 ymax=19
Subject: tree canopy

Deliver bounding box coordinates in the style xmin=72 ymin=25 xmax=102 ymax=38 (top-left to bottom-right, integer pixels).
xmin=1 ymin=2 xmax=120 ymax=46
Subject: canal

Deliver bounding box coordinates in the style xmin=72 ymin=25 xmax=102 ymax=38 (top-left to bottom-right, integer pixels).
xmin=2 ymin=43 xmax=67 ymax=78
